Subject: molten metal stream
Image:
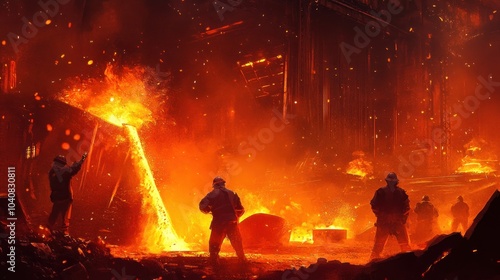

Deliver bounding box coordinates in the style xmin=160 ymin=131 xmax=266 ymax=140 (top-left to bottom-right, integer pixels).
xmin=124 ymin=124 xmax=188 ymax=252
xmin=58 ymin=65 xmax=187 ymax=251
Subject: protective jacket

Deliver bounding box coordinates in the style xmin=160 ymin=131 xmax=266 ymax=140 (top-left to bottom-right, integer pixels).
xmin=415 ymin=201 xmax=439 ymax=222
xmin=199 ymin=186 xmax=244 ymax=229
xmin=49 ymin=161 xmax=83 ymax=202
xmin=370 ymin=185 xmax=410 ymax=226
xmin=451 ymin=201 xmax=469 ymax=219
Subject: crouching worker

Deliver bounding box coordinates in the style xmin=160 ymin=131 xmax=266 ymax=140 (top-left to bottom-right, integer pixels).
xmin=199 ymin=176 xmax=247 ymax=265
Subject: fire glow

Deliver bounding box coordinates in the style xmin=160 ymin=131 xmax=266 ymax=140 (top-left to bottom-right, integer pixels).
xmin=455 ymin=140 xmax=497 ymax=175
xmin=456 ymin=160 xmax=496 ymax=174
xmin=288 ymin=205 xmax=354 ymax=243
xmin=289 ymin=224 xmax=348 ymax=244
xmin=59 ymin=64 xmax=187 ymax=252
xmin=346 ymin=152 xmax=374 ymax=179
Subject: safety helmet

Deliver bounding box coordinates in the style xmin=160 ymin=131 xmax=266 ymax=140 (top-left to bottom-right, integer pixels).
xmin=53 ymin=155 xmax=67 ymax=165
xmin=212 ymin=176 xmax=226 ymax=186
xmin=422 ymin=195 xmax=430 ymax=201
xmin=457 ymin=195 xmax=464 ymax=202
xmin=385 ymin=172 xmax=399 ymax=182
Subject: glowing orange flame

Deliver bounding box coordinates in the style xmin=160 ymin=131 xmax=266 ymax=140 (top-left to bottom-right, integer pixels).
xmin=346 ymin=152 xmax=374 ymax=179
xmin=455 ymin=140 xmax=497 ymax=174
xmin=289 ymin=223 xmax=349 ymax=244
xmin=455 ymin=160 xmax=496 ymax=174
xmin=289 ymin=224 xmax=314 ymax=244
xmin=240 ymin=193 xmax=270 ymax=219
xmin=288 ymin=205 xmax=353 ymax=243
xmin=59 ymin=64 xmax=157 ymax=128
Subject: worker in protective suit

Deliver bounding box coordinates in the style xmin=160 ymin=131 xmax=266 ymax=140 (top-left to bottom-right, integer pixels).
xmin=48 ymin=153 xmax=87 ymax=235
xmin=199 ymin=176 xmax=247 ymax=265
xmin=413 ymin=195 xmax=439 ymax=244
xmin=451 ymin=195 xmax=469 ymax=232
xmin=370 ymin=172 xmax=411 ymax=259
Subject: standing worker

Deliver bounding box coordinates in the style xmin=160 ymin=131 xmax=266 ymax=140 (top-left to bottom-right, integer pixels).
xmin=199 ymin=176 xmax=247 ymax=265
xmin=370 ymin=172 xmax=411 ymax=259
xmin=47 ymin=152 xmax=87 ymax=235
xmin=451 ymin=195 xmax=469 ymax=232
xmin=414 ymin=195 xmax=439 ymax=244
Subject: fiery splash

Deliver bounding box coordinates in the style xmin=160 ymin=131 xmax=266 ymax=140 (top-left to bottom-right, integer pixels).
xmin=455 ymin=158 xmax=496 ymax=174
xmin=240 ymin=192 xmax=271 ymax=218
xmin=60 ymin=64 xmax=159 ymax=128
xmin=60 ymin=64 xmax=187 ymax=252
xmin=456 ymin=159 xmax=496 ymax=174
xmin=455 ymin=139 xmax=497 ymax=175
xmin=289 ymin=224 xmax=314 ymax=244
xmin=289 ymin=223 xmax=348 ymax=244
xmin=289 ymin=204 xmax=354 ymax=243
xmin=346 ymin=151 xmax=374 ymax=179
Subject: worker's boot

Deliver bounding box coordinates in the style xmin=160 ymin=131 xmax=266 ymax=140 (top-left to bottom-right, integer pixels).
xmin=209 ymin=253 xmax=220 ymax=266
xmin=236 ymin=250 xmax=248 ymax=264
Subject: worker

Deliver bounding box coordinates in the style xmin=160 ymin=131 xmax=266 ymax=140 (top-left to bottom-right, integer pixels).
xmin=47 ymin=152 xmax=87 ymax=235
xmin=199 ymin=176 xmax=247 ymax=265
xmin=370 ymin=172 xmax=411 ymax=259
xmin=451 ymin=195 xmax=469 ymax=232
xmin=414 ymin=195 xmax=439 ymax=244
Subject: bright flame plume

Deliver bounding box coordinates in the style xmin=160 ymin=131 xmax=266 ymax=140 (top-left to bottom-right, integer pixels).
xmin=59 ymin=64 xmax=186 ymax=252
xmin=455 ymin=139 xmax=497 ymax=175
xmin=346 ymin=152 xmax=374 ymax=179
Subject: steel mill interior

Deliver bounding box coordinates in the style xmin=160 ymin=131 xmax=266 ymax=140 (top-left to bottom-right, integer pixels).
xmin=1 ymin=0 xmax=500 ymax=279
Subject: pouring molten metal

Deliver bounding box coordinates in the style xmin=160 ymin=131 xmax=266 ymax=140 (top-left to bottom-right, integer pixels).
xmin=59 ymin=64 xmax=187 ymax=252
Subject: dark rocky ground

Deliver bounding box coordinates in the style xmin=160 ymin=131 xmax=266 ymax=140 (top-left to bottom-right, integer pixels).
xmin=1 ymin=189 xmax=499 ymax=280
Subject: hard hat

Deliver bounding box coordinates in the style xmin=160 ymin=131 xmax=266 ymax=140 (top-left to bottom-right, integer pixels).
xmin=385 ymin=172 xmax=399 ymax=182
xmin=212 ymin=176 xmax=226 ymax=186
xmin=53 ymin=155 xmax=67 ymax=165
xmin=457 ymin=195 xmax=464 ymax=202
xmin=422 ymin=195 xmax=430 ymax=201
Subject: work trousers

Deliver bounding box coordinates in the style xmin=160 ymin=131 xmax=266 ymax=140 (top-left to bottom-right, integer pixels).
xmin=371 ymin=223 xmax=411 ymax=259
xmin=209 ymin=221 xmax=245 ymax=260
xmin=451 ymin=217 xmax=468 ymax=232
xmin=48 ymin=199 xmax=72 ymax=235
